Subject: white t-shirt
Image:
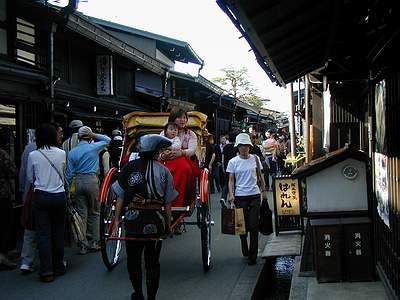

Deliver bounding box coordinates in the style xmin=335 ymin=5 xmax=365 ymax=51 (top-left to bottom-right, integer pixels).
xmin=166 ymin=136 xmax=182 ymax=151
xmin=226 ymin=154 xmax=262 ymax=197
xmin=27 ymin=147 xmax=66 ymax=193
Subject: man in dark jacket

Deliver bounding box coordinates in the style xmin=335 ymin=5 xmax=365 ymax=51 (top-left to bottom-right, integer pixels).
xmin=111 ymin=134 xmax=177 ymax=300
xmin=221 ymin=132 xmax=239 ymax=204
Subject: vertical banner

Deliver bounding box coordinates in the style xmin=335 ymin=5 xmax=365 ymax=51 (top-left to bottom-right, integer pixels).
xmin=274 ymin=178 xmax=300 ymax=216
xmin=374 ymin=80 xmax=386 ymax=154
xmin=96 ymin=55 xmax=113 ymax=95
xmin=374 ymin=152 xmax=390 ymax=228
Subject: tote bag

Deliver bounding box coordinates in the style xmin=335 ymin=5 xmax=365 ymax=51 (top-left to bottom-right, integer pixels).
xmin=221 ymin=206 xmax=246 ymax=235
xmin=259 ymin=199 xmax=273 ymax=235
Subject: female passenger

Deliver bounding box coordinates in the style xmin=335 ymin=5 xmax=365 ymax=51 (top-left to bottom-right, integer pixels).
xmin=160 ymin=108 xmax=198 ymax=208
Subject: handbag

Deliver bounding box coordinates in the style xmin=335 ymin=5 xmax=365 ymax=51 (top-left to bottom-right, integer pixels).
xmin=254 ymin=155 xmax=268 ymax=200
xmin=67 ymin=203 xmax=86 ymax=243
xmin=221 ymin=205 xmax=246 ymax=235
xmin=21 ymin=184 xmax=35 ymax=230
xmin=259 ymin=198 xmax=273 ymax=235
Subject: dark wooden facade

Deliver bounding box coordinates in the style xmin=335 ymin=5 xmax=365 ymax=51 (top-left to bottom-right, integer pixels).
xmin=0 ymin=0 xmax=169 ymax=175
xmin=372 ymin=71 xmax=400 ymax=299
xmin=170 ymin=71 xmax=235 ymax=137
xmin=217 ymin=0 xmax=400 ymax=298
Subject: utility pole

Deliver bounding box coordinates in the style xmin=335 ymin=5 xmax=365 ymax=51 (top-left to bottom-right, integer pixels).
xmin=289 ymin=82 xmax=296 ymax=157
xmin=304 ymin=75 xmax=310 ymax=163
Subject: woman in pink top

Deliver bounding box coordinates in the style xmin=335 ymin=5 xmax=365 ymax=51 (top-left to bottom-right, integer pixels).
xmin=160 ymin=109 xmax=198 ymax=208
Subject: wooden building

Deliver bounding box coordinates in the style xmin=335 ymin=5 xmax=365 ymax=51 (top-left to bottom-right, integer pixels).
xmin=218 ymin=0 xmax=400 ymax=298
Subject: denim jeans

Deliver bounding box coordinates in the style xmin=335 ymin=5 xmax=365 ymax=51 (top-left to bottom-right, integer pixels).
xmin=75 ymin=174 xmax=100 ymax=249
xmin=20 ymin=229 xmax=37 ymax=268
xmin=33 ymin=190 xmax=66 ymax=276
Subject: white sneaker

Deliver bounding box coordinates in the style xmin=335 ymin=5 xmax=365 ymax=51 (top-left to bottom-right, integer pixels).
xmin=20 ymin=264 xmax=34 ymax=274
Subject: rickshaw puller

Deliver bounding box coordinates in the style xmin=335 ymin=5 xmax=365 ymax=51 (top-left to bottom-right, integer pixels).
xmin=111 ymin=134 xmax=178 ymax=300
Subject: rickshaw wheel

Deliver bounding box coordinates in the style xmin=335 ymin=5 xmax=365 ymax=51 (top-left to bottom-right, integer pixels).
xmin=200 ymin=203 xmax=212 ymax=271
xmin=99 ymin=168 xmax=123 ymax=270
xmin=199 ymin=169 xmax=211 ymax=271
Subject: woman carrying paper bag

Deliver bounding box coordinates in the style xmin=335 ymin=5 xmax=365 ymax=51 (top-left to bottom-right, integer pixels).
xmin=227 ymin=133 xmax=266 ymax=266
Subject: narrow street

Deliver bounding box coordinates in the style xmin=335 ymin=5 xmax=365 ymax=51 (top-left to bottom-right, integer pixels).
xmin=0 ymin=193 xmax=269 ymax=300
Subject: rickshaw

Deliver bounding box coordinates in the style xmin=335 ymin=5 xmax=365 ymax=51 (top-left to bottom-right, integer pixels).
xmin=98 ymin=111 xmax=213 ymax=272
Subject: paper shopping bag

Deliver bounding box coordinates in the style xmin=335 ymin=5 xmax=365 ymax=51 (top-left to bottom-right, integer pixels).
xmin=221 ymin=207 xmax=246 ymax=235
xmin=234 ymin=207 xmax=246 ymax=235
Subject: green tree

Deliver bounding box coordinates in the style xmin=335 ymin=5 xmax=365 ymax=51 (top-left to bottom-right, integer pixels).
xmin=212 ymin=67 xmax=265 ymax=107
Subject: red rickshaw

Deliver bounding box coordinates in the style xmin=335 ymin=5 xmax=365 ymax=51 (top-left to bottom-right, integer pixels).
xmin=98 ymin=111 xmax=213 ymax=272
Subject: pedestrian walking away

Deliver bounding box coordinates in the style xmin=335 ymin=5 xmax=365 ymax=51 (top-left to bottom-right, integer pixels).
xmin=111 ymin=134 xmax=178 ymax=300
xmin=66 ymin=126 xmax=111 ymax=254
xmin=26 ymin=123 xmax=67 ymax=282
xmin=227 ymin=133 xmax=265 ymax=266
xmin=19 ymin=122 xmax=64 ymax=274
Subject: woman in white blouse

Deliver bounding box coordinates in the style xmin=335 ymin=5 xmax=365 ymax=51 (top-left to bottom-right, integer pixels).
xmin=26 ymin=123 xmax=67 ymax=283
xmin=227 ymin=133 xmax=265 ymax=266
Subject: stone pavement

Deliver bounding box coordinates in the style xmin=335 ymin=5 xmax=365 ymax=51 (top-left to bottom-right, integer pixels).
xmin=229 ymin=225 xmax=270 ymax=299
xmin=262 ymin=233 xmax=302 ymax=257
xmin=289 ymin=255 xmax=388 ymax=300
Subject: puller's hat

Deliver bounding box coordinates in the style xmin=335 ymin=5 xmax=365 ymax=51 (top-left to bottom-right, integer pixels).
xmin=137 ymin=134 xmax=171 ymax=154
xmin=234 ymin=133 xmax=253 ymax=147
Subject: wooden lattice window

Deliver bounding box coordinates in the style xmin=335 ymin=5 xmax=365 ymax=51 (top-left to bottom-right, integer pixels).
xmin=16 ymin=17 xmax=36 ymax=66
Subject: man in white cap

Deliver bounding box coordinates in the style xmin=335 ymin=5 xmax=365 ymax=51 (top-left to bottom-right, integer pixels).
xmin=62 ymin=119 xmax=83 ymax=157
xmin=66 ymin=126 xmax=110 ymax=254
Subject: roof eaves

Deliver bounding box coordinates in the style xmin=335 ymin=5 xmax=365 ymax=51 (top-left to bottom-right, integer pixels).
xmin=65 ymin=14 xmax=168 ymax=75
xmin=169 ymin=70 xmax=196 ymax=82
xmin=195 ymin=75 xmax=226 ymax=95
xmin=292 ymin=147 xmax=367 ymax=179
xmin=235 ymin=100 xmax=259 ymax=114
xmin=89 ymin=16 xmax=203 ymax=65
xmin=217 ymin=0 xmax=286 ymax=87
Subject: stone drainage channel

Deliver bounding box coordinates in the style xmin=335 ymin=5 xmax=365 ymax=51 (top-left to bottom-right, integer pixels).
xmin=253 ymin=256 xmax=295 ymax=300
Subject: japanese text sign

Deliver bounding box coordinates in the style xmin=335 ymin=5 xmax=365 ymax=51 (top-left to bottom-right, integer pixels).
xmin=96 ymin=55 xmax=114 ymax=95
xmin=274 ymin=178 xmax=300 ymax=216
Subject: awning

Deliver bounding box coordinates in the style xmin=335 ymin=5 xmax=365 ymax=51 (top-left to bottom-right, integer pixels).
xmin=217 ymin=0 xmax=394 ymax=86
xmin=235 ymin=99 xmax=259 ymax=114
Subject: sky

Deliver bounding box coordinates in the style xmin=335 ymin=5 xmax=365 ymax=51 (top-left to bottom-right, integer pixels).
xmin=50 ymin=0 xmax=291 ymax=112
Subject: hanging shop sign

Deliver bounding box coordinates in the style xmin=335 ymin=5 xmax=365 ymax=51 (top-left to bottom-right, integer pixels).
xmin=274 ymin=177 xmax=301 ymax=216
xmin=96 ymin=55 xmax=113 ymax=95
xmin=272 ymin=176 xmax=303 ymax=235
